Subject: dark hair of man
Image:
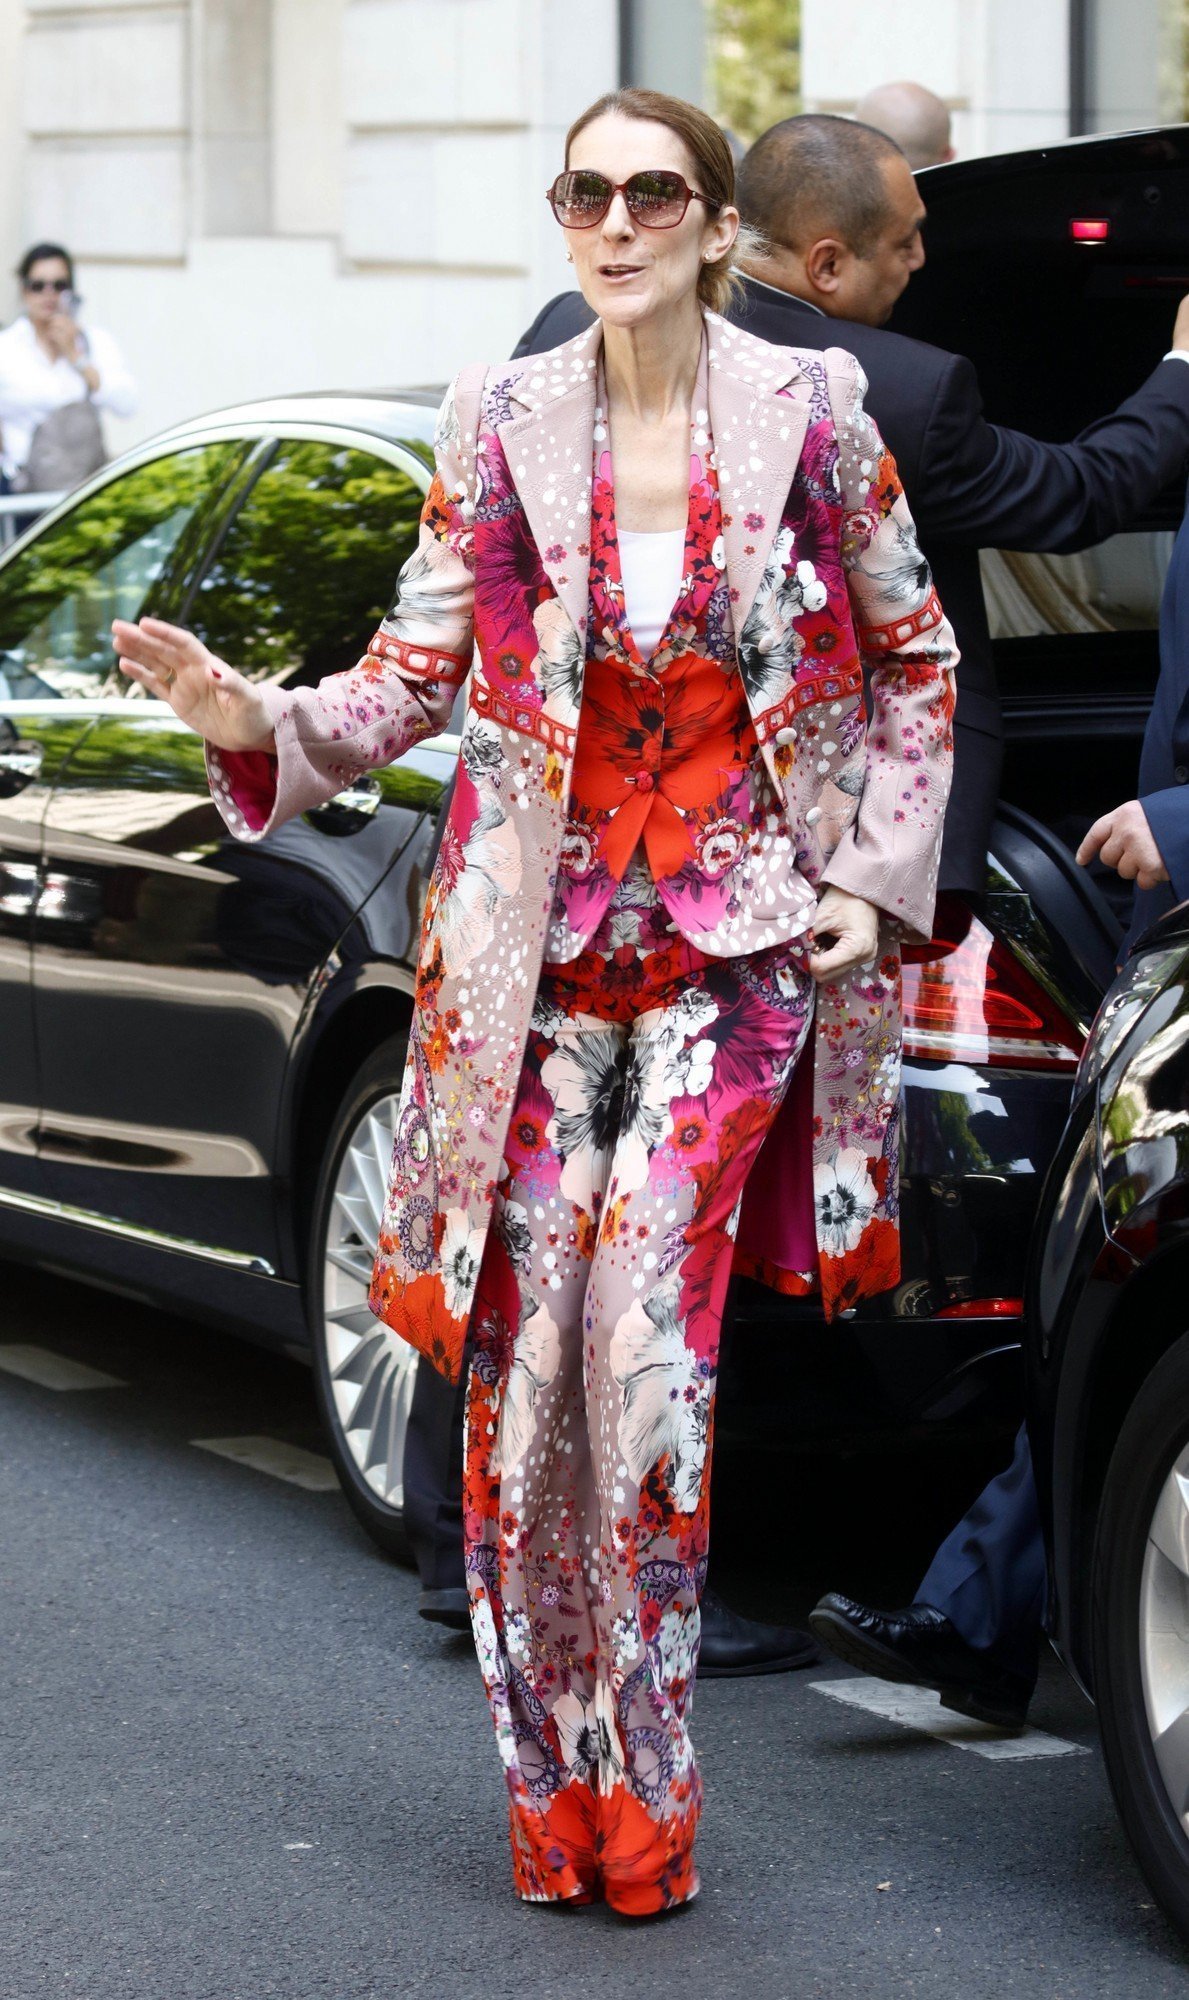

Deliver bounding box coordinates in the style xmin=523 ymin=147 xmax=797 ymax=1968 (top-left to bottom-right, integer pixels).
xmin=737 ymin=115 xmax=906 ymax=259
xmin=18 ymin=242 xmax=75 ymax=289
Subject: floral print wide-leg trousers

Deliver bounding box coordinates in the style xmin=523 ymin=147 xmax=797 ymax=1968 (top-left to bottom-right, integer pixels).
xmin=462 ymin=875 xmax=814 ymax=1915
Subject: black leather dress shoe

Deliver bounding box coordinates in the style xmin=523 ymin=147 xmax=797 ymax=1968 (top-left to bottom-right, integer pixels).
xmin=697 ymin=1585 xmax=820 ymax=1678
xmin=418 ymin=1586 xmax=470 ymax=1631
xmin=808 ymin=1592 xmax=1031 ymax=1728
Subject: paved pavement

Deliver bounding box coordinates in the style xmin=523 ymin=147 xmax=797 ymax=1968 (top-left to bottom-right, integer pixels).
xmin=3 ymin=1262 xmax=1188 ymax=2000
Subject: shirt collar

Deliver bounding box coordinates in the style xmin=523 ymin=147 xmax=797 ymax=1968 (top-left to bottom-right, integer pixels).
xmin=743 ymin=273 xmax=827 ymax=316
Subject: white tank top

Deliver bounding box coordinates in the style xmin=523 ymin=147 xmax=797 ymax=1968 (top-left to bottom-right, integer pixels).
xmin=617 ymin=526 xmax=686 ymax=659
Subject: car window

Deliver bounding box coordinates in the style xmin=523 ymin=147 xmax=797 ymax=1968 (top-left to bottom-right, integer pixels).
xmin=0 ymin=444 xmax=241 ymax=702
xmin=982 ymin=531 xmax=1176 ymax=642
xmin=185 ymin=438 xmax=426 ymax=686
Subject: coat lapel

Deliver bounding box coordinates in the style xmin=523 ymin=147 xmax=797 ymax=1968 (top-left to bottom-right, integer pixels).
xmin=705 ymin=311 xmax=813 ymax=643
xmin=495 ymin=311 xmax=814 ymax=650
xmin=496 ymin=321 xmax=601 ymax=642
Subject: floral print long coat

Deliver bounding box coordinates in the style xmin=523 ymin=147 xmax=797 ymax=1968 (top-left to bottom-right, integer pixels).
xmin=208 ymin=312 xmax=957 ymax=1382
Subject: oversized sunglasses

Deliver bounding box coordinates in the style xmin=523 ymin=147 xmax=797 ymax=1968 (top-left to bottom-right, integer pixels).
xmin=547 ymin=169 xmax=712 ymax=230
xmin=25 ymin=277 xmax=71 ymax=294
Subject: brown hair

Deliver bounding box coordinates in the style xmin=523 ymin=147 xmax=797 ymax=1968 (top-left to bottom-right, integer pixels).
xmin=564 ymin=88 xmax=758 ymax=314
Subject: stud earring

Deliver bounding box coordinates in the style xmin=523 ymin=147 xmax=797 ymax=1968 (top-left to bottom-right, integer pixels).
xmin=565 ymin=250 xmax=573 ymax=263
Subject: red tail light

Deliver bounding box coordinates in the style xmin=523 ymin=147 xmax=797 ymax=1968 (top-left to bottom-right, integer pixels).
xmin=902 ymin=896 xmax=1084 ymax=1071
xmin=1070 ymin=218 xmax=1110 ymax=242
xmin=936 ymin=1297 xmax=1024 ymax=1319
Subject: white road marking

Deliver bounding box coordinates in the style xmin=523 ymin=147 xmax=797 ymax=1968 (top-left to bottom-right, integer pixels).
xmin=810 ymin=1677 xmax=1090 ymax=1761
xmin=191 ymin=1435 xmax=340 ymax=1491
xmin=0 ymin=1343 xmax=126 ymax=1391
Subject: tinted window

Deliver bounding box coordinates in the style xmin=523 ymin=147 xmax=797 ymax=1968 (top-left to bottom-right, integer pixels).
xmin=982 ymin=531 xmax=1175 ymax=642
xmin=889 ymin=138 xmax=1189 ymax=470
xmin=0 ymin=444 xmax=240 ymax=701
xmin=186 ymin=439 xmax=425 ymax=686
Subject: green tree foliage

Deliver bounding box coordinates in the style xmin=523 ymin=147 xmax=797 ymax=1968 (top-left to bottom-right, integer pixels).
xmin=186 ymin=442 xmax=424 ymax=687
xmin=0 ymin=438 xmax=424 ymax=702
xmin=45 ymin=710 xmax=446 ymax=818
xmin=0 ymin=444 xmax=244 ymax=697
xmin=709 ymin=0 xmax=800 ymax=146
xmin=1167 ymin=0 xmax=1189 ymax=117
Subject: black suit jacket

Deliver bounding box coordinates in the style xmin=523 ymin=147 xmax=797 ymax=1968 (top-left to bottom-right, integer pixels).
xmin=514 ymin=278 xmax=1189 ymax=895
xmin=1131 ymin=504 xmax=1189 ymax=945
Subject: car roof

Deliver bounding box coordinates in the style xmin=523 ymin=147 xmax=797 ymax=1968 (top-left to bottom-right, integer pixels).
xmin=148 ymin=388 xmax=446 ymax=455
xmin=912 ymin=118 xmax=1189 ymax=187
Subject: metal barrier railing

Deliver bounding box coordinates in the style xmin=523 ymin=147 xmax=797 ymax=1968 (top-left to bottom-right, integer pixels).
xmin=0 ymin=491 xmax=67 ymax=551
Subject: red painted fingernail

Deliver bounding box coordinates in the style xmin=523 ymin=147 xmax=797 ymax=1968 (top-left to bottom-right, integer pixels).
xmin=210 ymin=667 xmax=222 ymax=679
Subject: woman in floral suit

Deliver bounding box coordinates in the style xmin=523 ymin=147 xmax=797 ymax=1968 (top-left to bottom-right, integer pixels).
xmin=114 ymin=88 xmax=956 ymax=1917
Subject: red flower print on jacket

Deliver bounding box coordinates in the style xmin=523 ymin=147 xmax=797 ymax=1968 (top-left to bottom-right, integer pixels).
xmin=551 ymin=410 xmax=815 ymax=961
xmin=473 ymin=497 xmax=548 ymax=707
xmin=577 ymin=652 xmax=752 ymax=880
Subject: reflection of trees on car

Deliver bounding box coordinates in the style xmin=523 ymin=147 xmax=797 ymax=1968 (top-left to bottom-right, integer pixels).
xmin=0 ymin=445 xmax=243 ymax=698
xmin=39 ymin=706 xmax=452 ymax=974
xmin=188 ymin=443 xmax=425 ymax=686
xmin=54 ymin=716 xmax=212 ymax=798
xmin=56 ymin=714 xmax=448 ymax=821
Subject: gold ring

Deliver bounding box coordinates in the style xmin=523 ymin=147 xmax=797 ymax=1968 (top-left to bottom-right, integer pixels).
xmin=162 ymin=668 xmax=176 ymax=687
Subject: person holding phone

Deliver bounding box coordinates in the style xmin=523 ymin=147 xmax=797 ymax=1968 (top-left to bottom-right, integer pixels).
xmin=0 ymin=242 xmax=136 ymax=495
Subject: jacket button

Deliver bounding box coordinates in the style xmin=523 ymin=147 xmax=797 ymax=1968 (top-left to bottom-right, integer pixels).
xmin=1176 ymin=766 xmax=1189 ymax=784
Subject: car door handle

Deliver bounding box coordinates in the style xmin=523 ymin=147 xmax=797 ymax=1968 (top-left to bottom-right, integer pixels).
xmin=305 ymin=774 xmax=382 ymax=833
xmin=0 ymin=740 xmax=44 ymax=796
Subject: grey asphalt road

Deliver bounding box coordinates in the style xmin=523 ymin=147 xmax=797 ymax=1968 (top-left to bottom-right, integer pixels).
xmin=2 ymin=1262 xmax=1188 ymax=2000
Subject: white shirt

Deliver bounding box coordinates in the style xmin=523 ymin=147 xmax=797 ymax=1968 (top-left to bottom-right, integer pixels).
xmin=0 ymin=314 xmax=137 ymax=478
xmin=618 ymin=527 xmax=686 ymax=659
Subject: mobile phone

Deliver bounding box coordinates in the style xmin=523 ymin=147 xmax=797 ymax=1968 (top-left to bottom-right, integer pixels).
xmin=60 ymin=290 xmax=89 ymax=358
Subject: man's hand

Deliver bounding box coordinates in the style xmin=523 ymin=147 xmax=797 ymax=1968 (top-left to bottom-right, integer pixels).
xmin=1076 ymin=800 xmax=1169 ymax=890
xmin=112 ymin=617 xmax=275 ymax=755
xmin=808 ymin=885 xmax=880 ymax=983
xmin=1173 ymin=293 xmax=1189 ymax=353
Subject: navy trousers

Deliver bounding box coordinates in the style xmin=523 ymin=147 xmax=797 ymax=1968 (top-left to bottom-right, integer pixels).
xmin=403 ymin=1353 xmax=467 ymax=1594
xmin=916 ymin=1424 xmax=1047 ymax=1687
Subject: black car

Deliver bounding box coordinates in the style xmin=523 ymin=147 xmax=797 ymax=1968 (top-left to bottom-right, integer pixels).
xmin=718 ymin=119 xmax=1189 ymax=1452
xmin=0 ymin=397 xmax=453 ymax=1554
xmin=1030 ymin=906 xmax=1189 ymax=1939
xmin=0 ymin=126 xmax=1184 ymax=1560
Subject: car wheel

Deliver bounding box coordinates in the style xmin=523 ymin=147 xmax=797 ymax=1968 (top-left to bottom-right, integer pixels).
xmin=1092 ymin=1331 xmax=1189 ymax=1938
xmin=307 ymin=1034 xmax=417 ymax=1562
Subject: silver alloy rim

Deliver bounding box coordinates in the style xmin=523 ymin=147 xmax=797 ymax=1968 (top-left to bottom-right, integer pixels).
xmin=321 ymin=1089 xmax=417 ymax=1513
xmin=1140 ymin=1441 xmax=1189 ymax=1836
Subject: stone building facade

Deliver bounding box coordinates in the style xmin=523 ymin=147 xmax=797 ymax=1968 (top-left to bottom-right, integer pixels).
xmin=0 ymin=0 xmax=1182 ymax=455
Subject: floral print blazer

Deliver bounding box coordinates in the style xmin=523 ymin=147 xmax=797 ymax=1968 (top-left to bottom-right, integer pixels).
xmin=550 ymin=341 xmax=818 ymax=963
xmin=208 ymin=311 xmax=958 ymax=1381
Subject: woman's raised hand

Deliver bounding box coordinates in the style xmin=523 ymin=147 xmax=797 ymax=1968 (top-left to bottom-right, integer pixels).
xmin=111 ymin=617 xmax=276 ymax=755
